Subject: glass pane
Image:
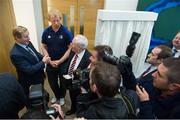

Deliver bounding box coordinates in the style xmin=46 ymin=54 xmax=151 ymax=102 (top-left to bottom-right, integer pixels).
xmin=70 ymin=5 xmax=75 ymax=36
xmin=79 ymin=6 xmax=84 ymax=35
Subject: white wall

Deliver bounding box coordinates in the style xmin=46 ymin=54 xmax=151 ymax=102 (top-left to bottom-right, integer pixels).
xmin=12 ymin=0 xmax=44 ymax=51
xmin=104 ymin=0 xmax=139 ymax=11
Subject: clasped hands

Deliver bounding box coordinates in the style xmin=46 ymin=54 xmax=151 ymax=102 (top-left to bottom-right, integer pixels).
xmin=42 ymin=55 xmax=61 ymax=67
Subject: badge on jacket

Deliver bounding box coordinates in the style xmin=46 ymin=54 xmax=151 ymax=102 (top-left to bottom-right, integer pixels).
xmin=48 ymin=35 xmax=51 ymax=39
xmin=59 ymin=35 xmax=63 ymax=39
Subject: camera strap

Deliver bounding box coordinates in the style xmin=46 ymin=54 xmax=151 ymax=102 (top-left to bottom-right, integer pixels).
xmin=115 ymin=92 xmax=136 ymax=118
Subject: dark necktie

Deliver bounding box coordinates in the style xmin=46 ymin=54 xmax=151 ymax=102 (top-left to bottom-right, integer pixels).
xmin=173 ymin=49 xmax=178 ymax=57
xmin=138 ymin=65 xmax=152 ymax=79
xmin=26 ymin=46 xmax=39 ymax=61
xmin=68 ymin=54 xmax=78 ymax=76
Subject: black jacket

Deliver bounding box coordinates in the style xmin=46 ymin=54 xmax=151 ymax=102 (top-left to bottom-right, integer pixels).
xmin=138 ymin=69 xmax=158 ymax=99
xmin=0 ymin=73 xmax=26 ymax=118
xmin=139 ymin=92 xmax=180 ymax=119
xmin=76 ymin=94 xmax=129 ymax=119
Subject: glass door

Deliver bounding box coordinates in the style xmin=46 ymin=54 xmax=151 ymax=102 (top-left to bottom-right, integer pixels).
xmin=42 ymin=0 xmax=104 ymax=51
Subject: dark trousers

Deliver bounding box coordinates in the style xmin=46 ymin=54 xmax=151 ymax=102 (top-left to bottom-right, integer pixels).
xmin=46 ymin=65 xmax=66 ymax=99
xmin=69 ymin=89 xmax=81 ymax=112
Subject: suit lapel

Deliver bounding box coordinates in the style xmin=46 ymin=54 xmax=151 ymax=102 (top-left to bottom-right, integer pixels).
xmin=66 ymin=50 xmax=90 ymax=72
xmin=77 ymin=50 xmax=87 ymax=69
xmin=15 ymin=43 xmax=38 ymax=62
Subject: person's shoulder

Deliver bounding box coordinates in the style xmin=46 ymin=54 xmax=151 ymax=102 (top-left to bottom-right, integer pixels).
xmin=60 ymin=25 xmax=67 ymax=30
xmin=61 ymin=25 xmax=71 ymax=33
xmin=10 ymin=43 xmax=20 ymax=55
xmin=0 ymin=73 xmax=17 ymax=86
xmin=85 ymin=49 xmax=91 ymax=56
xmin=43 ymin=26 xmax=52 ymax=33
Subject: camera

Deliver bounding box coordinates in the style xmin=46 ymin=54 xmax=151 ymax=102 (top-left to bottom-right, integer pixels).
xmin=46 ymin=107 xmax=59 ymax=118
xmin=102 ymin=32 xmax=141 ymax=89
xmin=73 ymin=68 xmax=90 ymax=90
xmin=63 ymin=68 xmax=90 ymax=91
xmin=29 ymin=84 xmax=59 ymax=118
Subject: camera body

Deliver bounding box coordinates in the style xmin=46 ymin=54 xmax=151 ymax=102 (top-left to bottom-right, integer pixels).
xmin=73 ymin=68 xmax=90 ymax=90
xmin=46 ymin=107 xmax=59 ymax=118
xmin=29 ymin=84 xmax=58 ymax=117
xmin=102 ymin=32 xmax=141 ymax=89
xmin=64 ymin=69 xmax=90 ymax=91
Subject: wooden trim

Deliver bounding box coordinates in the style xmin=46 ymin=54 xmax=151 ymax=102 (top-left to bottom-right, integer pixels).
xmin=0 ymin=0 xmax=16 ymax=74
xmin=41 ymin=0 xmax=49 ymax=28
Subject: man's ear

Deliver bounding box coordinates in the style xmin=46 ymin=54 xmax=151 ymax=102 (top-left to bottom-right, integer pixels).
xmin=15 ymin=36 xmax=18 ymax=41
xmin=91 ymin=84 xmax=97 ymax=93
xmin=157 ymin=58 xmax=163 ymax=64
xmin=168 ymin=83 xmax=180 ymax=91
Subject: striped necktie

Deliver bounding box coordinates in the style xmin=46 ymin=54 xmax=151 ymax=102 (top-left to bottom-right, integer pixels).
xmin=68 ymin=54 xmax=78 ymax=76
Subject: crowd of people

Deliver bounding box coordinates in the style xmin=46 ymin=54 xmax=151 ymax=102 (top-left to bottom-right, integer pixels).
xmin=0 ymin=9 xmax=180 ymax=119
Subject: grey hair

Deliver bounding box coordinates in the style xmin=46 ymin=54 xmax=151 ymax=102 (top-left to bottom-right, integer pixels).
xmin=73 ymin=34 xmax=88 ymax=49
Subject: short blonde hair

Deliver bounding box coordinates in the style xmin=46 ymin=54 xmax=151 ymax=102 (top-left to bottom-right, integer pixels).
xmin=48 ymin=9 xmax=62 ymax=21
xmin=12 ymin=26 xmax=28 ymax=39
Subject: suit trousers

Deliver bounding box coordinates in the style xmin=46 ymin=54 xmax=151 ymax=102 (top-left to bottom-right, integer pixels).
xmin=46 ymin=65 xmax=66 ymax=99
xmin=69 ymin=88 xmax=81 ymax=112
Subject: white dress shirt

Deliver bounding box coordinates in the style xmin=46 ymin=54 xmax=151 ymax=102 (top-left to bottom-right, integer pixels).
xmin=172 ymin=47 xmax=180 ymax=58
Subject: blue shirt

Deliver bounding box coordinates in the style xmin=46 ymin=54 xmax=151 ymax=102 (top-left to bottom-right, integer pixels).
xmin=42 ymin=25 xmax=73 ymax=60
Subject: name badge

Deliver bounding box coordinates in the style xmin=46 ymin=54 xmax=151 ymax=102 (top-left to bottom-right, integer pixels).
xmin=59 ymin=35 xmax=63 ymax=39
xmin=48 ymin=35 xmax=51 ymax=39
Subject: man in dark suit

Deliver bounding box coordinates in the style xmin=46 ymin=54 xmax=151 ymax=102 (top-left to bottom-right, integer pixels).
xmin=136 ymin=58 xmax=180 ymax=119
xmin=63 ymin=34 xmax=91 ymax=115
xmin=172 ymin=32 xmax=180 ymax=58
xmin=138 ymin=45 xmax=173 ymax=96
xmin=10 ymin=26 xmax=50 ymax=96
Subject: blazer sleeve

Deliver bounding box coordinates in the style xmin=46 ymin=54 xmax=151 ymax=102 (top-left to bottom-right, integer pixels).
xmin=10 ymin=54 xmax=45 ymax=74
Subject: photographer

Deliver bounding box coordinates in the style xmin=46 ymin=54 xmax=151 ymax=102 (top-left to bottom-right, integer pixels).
xmin=76 ymin=62 xmax=132 ymax=119
xmin=136 ymin=57 xmax=180 ymax=119
xmin=89 ymin=45 xmax=113 ymax=64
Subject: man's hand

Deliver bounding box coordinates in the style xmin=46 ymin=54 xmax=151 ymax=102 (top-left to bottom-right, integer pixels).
xmin=80 ymin=87 xmax=88 ymax=94
xmin=54 ymin=60 xmax=62 ymax=66
xmin=136 ymin=85 xmax=150 ymax=102
xmin=49 ymin=104 xmax=64 ymax=120
xmin=42 ymin=55 xmax=50 ymax=64
xmin=50 ymin=60 xmax=58 ymax=68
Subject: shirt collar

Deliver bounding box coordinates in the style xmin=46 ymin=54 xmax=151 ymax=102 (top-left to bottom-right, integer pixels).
xmin=16 ymin=42 xmax=27 ymax=49
xmin=50 ymin=25 xmax=62 ymax=33
xmin=173 ymin=47 xmax=180 ymax=52
xmin=76 ymin=49 xmax=85 ymax=58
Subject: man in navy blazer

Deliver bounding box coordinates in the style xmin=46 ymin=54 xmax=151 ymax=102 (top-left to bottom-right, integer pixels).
xmin=10 ymin=26 xmax=50 ymax=96
xmin=62 ymin=34 xmax=91 ymax=115
xmin=138 ymin=45 xmax=173 ymax=97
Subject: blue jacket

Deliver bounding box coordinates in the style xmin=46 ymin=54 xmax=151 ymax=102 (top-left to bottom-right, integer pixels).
xmin=10 ymin=42 xmax=45 ymax=95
